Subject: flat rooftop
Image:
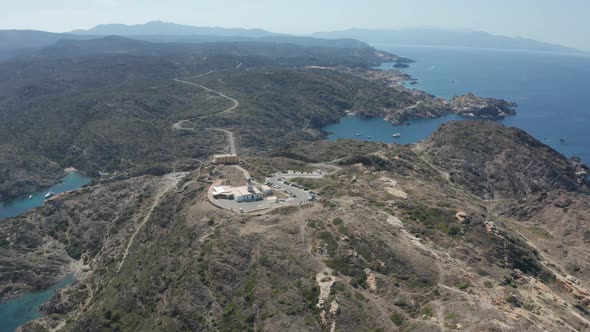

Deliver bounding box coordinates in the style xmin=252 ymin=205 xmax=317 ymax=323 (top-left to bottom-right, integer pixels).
xmin=213 ymin=185 xmax=261 ymax=197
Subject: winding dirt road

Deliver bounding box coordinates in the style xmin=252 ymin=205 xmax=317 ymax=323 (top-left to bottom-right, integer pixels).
xmin=171 ymin=75 xmax=240 ymax=157
xmin=207 ymin=128 xmax=236 ymax=155
xmin=174 ymin=78 xmax=240 ymax=121
xmin=116 ymin=172 xmax=188 ymax=274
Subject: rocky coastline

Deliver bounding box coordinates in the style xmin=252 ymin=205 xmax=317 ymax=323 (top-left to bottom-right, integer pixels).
xmin=347 ymin=67 xmax=518 ymax=125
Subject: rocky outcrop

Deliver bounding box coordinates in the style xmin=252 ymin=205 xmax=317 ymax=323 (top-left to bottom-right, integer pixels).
xmin=381 ymin=91 xmax=516 ymax=125
xmin=449 ymin=92 xmax=517 ymax=119
xmin=421 ymin=121 xmax=589 ymax=199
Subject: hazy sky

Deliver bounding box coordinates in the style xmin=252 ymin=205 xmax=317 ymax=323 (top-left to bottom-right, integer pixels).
xmin=2 ymin=0 xmax=589 ymax=50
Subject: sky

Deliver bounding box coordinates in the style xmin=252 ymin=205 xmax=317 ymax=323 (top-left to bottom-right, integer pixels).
xmin=2 ymin=0 xmax=589 ymax=51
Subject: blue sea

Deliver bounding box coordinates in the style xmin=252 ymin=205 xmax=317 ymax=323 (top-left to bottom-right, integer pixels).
xmin=324 ymin=45 xmax=590 ymax=165
xmin=0 ymin=274 xmax=75 ymax=332
xmin=0 ymin=171 xmax=92 ymax=221
xmin=0 ymin=172 xmax=90 ymax=331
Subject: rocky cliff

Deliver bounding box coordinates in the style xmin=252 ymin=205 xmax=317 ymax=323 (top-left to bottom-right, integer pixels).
xmin=420 ymin=121 xmax=588 ymax=199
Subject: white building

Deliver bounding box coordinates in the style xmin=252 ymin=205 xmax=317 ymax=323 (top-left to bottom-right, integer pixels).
xmin=212 ymin=185 xmax=263 ymax=202
xmin=259 ymin=185 xmax=273 ymax=196
xmin=234 ymin=185 xmax=263 ymax=202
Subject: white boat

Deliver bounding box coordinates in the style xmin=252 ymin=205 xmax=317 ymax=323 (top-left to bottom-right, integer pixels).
xmin=355 ymin=133 xmax=361 ymax=136
xmin=44 ymin=192 xmax=54 ymax=199
xmin=392 ymin=133 xmax=401 ymax=138
xmin=28 ymin=195 xmax=33 ymax=200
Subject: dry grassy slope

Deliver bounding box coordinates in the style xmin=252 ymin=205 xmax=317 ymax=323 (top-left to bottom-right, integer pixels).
xmin=9 ymin=122 xmax=590 ymax=332
xmin=13 ymin=158 xmax=587 ymax=331
xmin=501 ymin=191 xmax=590 ymax=285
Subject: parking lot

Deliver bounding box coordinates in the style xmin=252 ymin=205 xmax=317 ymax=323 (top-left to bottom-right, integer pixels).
xmin=206 ymin=169 xmax=323 ymax=213
xmin=265 ymin=173 xmax=318 ymax=206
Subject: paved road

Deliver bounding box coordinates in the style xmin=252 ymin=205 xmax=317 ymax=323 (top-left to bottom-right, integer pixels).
xmin=265 ymin=174 xmax=317 ymax=205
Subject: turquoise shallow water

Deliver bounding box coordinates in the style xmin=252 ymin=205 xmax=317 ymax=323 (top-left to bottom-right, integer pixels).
xmin=325 ymin=45 xmax=590 ymax=164
xmin=0 ymin=274 xmax=75 ymax=332
xmin=0 ymin=171 xmax=92 ymax=221
xmin=0 ymin=172 xmax=90 ymax=331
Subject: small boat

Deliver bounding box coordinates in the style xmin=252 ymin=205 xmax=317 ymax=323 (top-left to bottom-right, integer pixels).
xmin=355 ymin=133 xmax=361 ymax=136
xmin=367 ymin=136 xmax=373 ymax=138
xmin=28 ymin=195 xmax=33 ymax=200
xmin=392 ymin=133 xmax=401 ymax=138
xmin=44 ymin=192 xmax=54 ymax=199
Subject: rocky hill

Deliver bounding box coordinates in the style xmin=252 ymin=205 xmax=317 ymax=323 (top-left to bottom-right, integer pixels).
xmin=419 ymin=121 xmax=589 ymax=199
xmin=449 ymin=92 xmax=517 ymax=118
xmin=0 ymin=41 xmax=401 ymax=201
xmin=1 ymin=37 xmax=589 ymax=332
xmin=1 ymin=122 xmax=589 ymax=331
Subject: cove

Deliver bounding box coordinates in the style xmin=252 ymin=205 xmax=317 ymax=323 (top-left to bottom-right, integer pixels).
xmin=323 ymin=114 xmax=469 ymax=145
xmin=0 ymin=172 xmax=90 ymax=331
xmin=0 ymin=171 xmax=92 ymax=221
xmin=0 ymin=274 xmax=75 ymax=332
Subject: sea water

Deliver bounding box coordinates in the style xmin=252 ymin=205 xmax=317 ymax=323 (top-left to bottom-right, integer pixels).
xmin=0 ymin=274 xmax=75 ymax=332
xmin=323 ymin=113 xmax=467 ymax=145
xmin=0 ymin=171 xmax=92 ymax=221
xmin=325 ymin=45 xmax=590 ymax=164
xmin=0 ymin=172 xmax=90 ymax=331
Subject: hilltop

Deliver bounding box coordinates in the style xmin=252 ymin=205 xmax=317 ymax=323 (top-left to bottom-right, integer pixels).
xmin=2 ymin=121 xmax=590 ymax=331
xmin=0 ymin=29 xmax=589 ymax=332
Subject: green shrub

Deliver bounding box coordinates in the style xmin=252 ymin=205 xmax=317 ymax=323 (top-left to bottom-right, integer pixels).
xmin=505 ymin=295 xmax=520 ymax=306
xmin=447 ymin=226 xmax=461 ymax=236
xmin=390 ymin=312 xmax=404 ymax=326
xmin=319 ymin=231 xmax=338 ymax=256
xmin=456 ymin=281 xmax=470 ymax=290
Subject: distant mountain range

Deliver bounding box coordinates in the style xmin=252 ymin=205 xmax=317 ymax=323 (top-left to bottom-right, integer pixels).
xmin=71 ymin=20 xmax=279 ymax=38
xmin=0 ymin=22 xmax=370 ymax=60
xmin=0 ymin=30 xmax=94 ymax=59
xmin=71 ymin=21 xmax=371 ymax=49
xmin=313 ymin=28 xmax=584 ymax=54
xmin=0 ymin=22 xmax=585 ymax=61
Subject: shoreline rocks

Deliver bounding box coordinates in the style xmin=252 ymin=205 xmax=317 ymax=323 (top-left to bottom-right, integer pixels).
xmin=449 ymin=92 xmax=517 ymax=119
